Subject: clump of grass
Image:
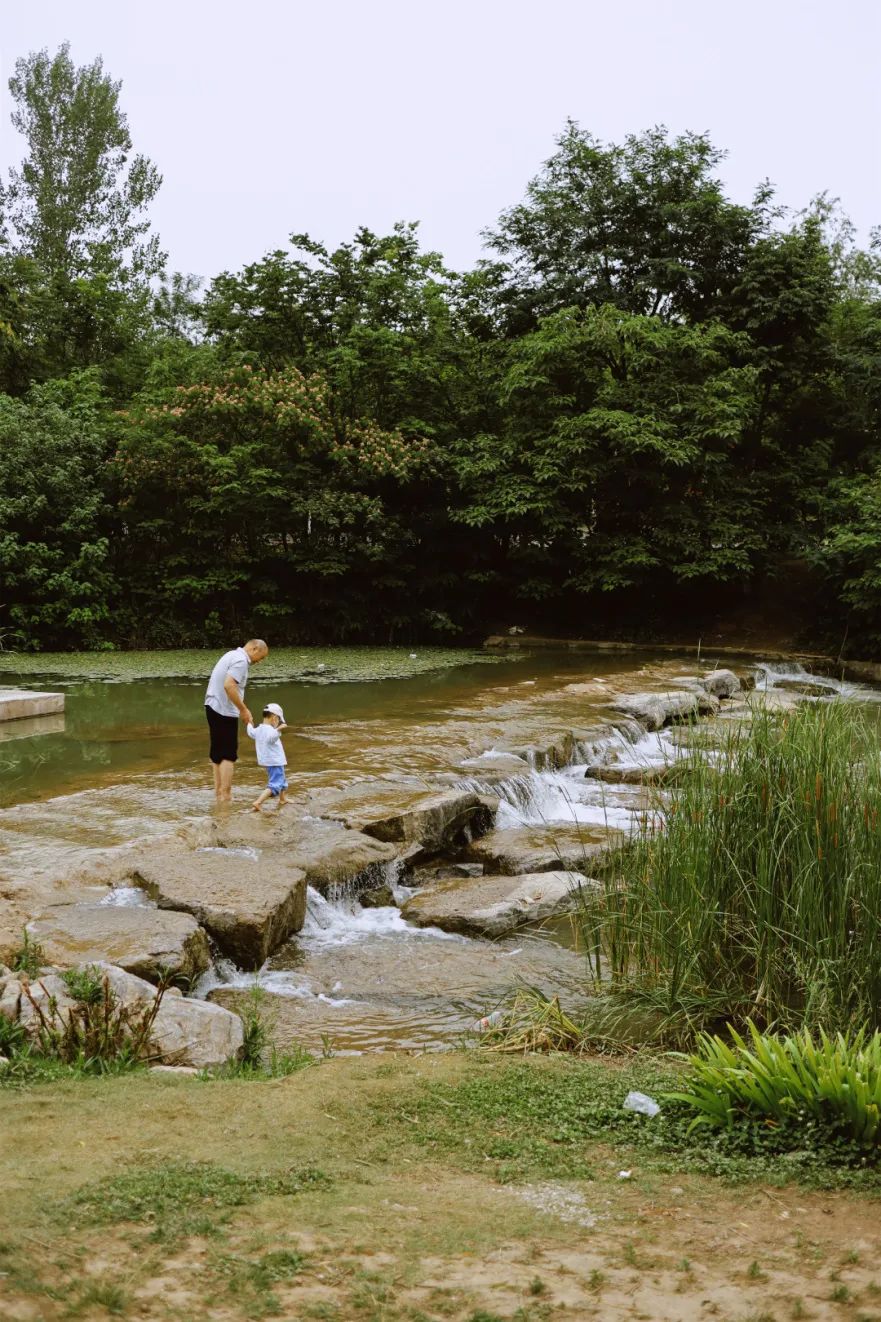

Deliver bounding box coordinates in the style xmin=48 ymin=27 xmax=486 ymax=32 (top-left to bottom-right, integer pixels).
xmin=671 ymin=1021 xmax=881 ymax=1147
xmin=21 ymin=969 xmax=165 ymax=1070
xmin=477 ymin=989 xmax=586 ymax=1054
xmin=11 ymin=930 xmax=44 ymax=979
xmin=579 ymin=702 xmax=881 ymax=1036
xmin=62 ymin=1160 xmax=331 ymax=1242
xmin=202 ymin=986 xmax=315 ymax=1080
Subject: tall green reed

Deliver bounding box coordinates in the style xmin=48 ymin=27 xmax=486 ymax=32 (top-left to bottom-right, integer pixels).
xmin=579 ymin=701 xmax=881 ymax=1034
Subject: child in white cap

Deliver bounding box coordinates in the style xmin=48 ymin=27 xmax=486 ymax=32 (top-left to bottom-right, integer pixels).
xmin=247 ymin=702 xmax=289 ymax=812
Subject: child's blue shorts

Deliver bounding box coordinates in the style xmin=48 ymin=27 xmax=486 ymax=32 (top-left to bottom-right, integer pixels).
xmin=266 ymin=765 xmax=288 ymax=797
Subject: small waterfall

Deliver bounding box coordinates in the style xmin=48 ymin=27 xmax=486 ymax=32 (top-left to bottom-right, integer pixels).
xmin=457 ymin=724 xmax=683 ymax=831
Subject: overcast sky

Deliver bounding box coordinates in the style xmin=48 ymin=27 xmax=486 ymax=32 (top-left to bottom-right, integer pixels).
xmin=2 ymin=0 xmax=879 ymax=284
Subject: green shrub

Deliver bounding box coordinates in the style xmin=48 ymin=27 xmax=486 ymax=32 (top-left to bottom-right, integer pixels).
xmin=671 ymin=1021 xmax=881 ymax=1146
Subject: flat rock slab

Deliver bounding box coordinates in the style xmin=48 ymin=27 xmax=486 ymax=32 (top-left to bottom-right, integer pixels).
xmin=0 ymin=688 xmax=64 ymax=722
xmin=130 ymin=849 xmax=306 ymax=969
xmin=464 ymin=824 xmax=623 ymax=875
xmin=610 ymin=689 xmax=714 ymax=731
xmin=216 ymin=816 xmax=400 ymax=900
xmin=403 ymin=870 xmax=591 ymax=937
xmin=26 ymin=904 xmax=210 ymax=984
xmin=328 ymin=787 xmax=494 ymax=854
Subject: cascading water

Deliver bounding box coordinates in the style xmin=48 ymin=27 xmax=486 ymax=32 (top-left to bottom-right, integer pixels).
xmin=456 ymin=725 xmax=683 ymax=831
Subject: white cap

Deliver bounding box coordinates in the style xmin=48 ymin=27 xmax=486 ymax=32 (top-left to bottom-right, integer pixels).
xmin=263 ymin=702 xmax=285 ymax=722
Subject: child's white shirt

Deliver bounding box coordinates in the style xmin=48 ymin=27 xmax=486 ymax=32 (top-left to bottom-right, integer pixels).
xmin=246 ymin=722 xmax=287 ymax=766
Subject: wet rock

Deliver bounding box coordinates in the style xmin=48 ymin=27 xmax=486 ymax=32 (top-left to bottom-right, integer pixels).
xmin=403 ymin=871 xmax=592 ymax=938
xmin=457 ymin=752 xmax=529 ymax=783
xmin=585 ymin=764 xmax=674 ymax=786
xmin=701 ymin=668 xmax=741 ymax=698
xmin=26 ymin=904 xmax=211 ymax=985
xmin=464 ymin=824 xmax=623 ymax=875
xmin=412 ymin=862 xmax=485 ymax=885
xmin=130 ymin=850 xmax=306 ymax=969
xmin=334 ymin=788 xmax=495 ymax=855
xmin=359 ymin=885 xmax=396 ymax=908
xmin=773 ymin=678 xmax=837 ymax=698
xmin=502 ymin=731 xmax=575 ymax=770
xmin=611 ymin=690 xmax=705 ymax=731
xmin=216 ymin=814 xmax=400 ymax=901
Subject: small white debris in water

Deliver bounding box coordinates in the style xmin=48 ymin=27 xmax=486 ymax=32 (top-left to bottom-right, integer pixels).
xmin=409 ymin=653 xmax=417 ymax=659
xmin=505 ymin=1182 xmax=600 ymax=1229
xmin=332 ymin=980 xmax=343 ymax=992
xmin=617 ymin=1170 xmax=632 ymax=1180
xmin=317 ymin=663 xmax=326 ymax=671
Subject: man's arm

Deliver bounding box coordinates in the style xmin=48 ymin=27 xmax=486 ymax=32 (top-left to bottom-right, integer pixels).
xmin=224 ymin=673 xmax=253 ymax=726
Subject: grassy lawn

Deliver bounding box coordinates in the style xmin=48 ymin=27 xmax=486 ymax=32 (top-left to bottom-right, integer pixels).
xmin=3 ymin=1051 xmax=881 ymax=1321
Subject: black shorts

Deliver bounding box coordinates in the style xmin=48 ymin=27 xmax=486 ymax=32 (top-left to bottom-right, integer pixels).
xmin=206 ymin=705 xmax=239 ymax=764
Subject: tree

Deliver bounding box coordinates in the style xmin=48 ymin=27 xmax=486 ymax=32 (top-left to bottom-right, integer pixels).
xmin=0 ymin=373 xmax=114 ymax=648
xmin=6 ymin=43 xmax=164 ymax=284
xmin=483 ymin=123 xmax=773 ymax=332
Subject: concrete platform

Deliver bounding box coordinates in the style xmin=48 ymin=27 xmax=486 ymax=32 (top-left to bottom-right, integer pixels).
xmin=0 ymin=688 xmax=65 ymax=722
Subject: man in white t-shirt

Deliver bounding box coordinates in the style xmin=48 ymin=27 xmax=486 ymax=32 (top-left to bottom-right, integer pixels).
xmin=204 ymin=639 xmax=269 ymax=802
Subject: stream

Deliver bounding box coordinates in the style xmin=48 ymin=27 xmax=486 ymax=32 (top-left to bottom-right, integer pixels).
xmin=2 ymin=648 xmax=877 ymax=1054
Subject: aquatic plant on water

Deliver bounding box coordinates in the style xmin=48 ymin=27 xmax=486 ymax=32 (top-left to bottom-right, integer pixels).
xmin=0 ymin=646 xmax=506 ymax=685
xmin=578 ymin=702 xmax=881 ymax=1035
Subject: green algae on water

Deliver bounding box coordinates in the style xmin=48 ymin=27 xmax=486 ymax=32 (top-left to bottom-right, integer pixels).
xmin=0 ymin=646 xmax=511 ymax=685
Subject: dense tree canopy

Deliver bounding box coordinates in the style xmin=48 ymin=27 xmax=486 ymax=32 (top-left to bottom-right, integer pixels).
xmin=0 ymin=46 xmax=879 ymax=652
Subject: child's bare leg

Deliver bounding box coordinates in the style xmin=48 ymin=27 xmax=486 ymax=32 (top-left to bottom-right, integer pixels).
xmin=277 ymin=791 xmax=288 ymax=807
xmin=251 ymin=788 xmax=272 ymax=812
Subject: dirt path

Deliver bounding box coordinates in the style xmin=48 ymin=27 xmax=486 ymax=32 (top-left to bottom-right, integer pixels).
xmin=1 ymin=1054 xmax=878 ymax=1321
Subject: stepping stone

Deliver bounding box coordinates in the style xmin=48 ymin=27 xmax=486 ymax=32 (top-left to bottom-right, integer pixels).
xmin=130 ymin=848 xmax=307 ymax=969
xmin=464 ymin=824 xmax=623 ymax=876
xmin=26 ymin=904 xmax=210 ymax=984
xmin=403 ymin=870 xmax=593 ymax=938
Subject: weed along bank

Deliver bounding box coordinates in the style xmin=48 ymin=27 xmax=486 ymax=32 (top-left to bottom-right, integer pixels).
xmin=4 ymin=645 xmax=881 ymax=1318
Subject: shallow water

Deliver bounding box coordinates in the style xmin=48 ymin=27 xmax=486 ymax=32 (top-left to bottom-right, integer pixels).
xmin=5 ymin=645 xmax=876 ymax=1054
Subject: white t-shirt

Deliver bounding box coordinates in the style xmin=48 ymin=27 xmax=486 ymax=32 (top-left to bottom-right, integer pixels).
xmin=205 ymin=647 xmax=250 ymax=718
xmin=247 ymin=722 xmax=287 ymax=766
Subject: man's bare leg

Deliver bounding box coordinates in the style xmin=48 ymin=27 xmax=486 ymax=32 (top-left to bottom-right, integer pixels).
xmin=212 ymin=762 xmax=222 ymax=799
xmin=217 ymin=759 xmax=235 ymax=803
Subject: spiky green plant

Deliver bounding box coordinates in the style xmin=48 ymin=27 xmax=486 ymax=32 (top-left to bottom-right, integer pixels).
xmin=670 ymin=1020 xmax=881 ymax=1146
xmin=578 ymin=701 xmax=881 ymax=1034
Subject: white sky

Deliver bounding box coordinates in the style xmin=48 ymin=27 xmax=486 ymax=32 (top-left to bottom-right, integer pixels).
xmin=2 ymin=0 xmax=879 ymax=282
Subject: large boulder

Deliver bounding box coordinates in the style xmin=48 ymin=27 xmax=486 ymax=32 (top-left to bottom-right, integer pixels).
xmin=17 ymin=963 xmax=243 ymax=1068
xmin=403 ymin=871 xmax=591 ymax=938
xmin=26 ymin=903 xmax=211 ymax=985
xmin=464 ymin=824 xmax=623 ymax=876
xmin=130 ymin=849 xmax=306 ymax=969
xmin=150 ymin=992 xmax=244 ymax=1069
xmin=17 ymin=973 xmax=78 ymax=1035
